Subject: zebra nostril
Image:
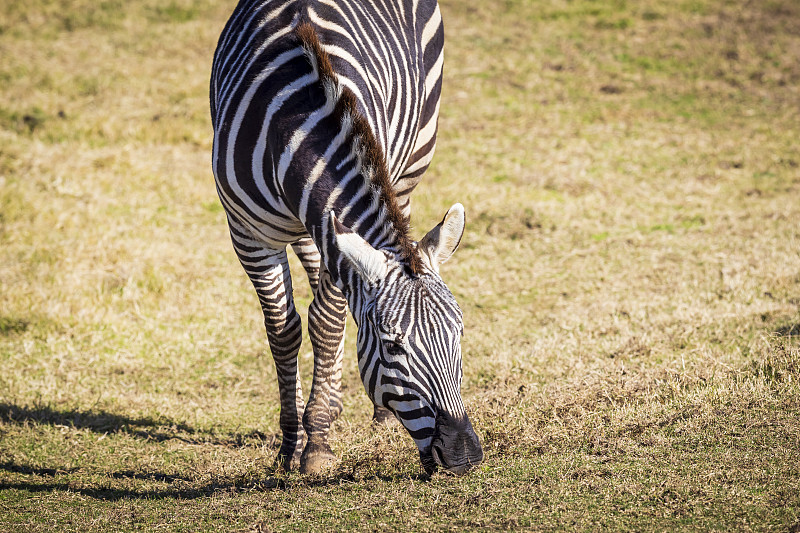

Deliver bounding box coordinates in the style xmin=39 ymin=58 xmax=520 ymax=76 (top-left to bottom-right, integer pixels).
xmin=431 ymin=442 xmax=445 ymax=467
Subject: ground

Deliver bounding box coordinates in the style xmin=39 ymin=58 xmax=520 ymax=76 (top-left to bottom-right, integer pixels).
xmin=0 ymin=0 xmax=799 ymax=530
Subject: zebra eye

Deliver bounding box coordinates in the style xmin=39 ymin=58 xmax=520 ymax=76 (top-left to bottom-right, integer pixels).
xmin=384 ymin=341 xmax=405 ymax=357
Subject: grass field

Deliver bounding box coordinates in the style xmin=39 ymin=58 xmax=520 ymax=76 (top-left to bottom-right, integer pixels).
xmin=1 ymin=0 xmax=799 ymax=530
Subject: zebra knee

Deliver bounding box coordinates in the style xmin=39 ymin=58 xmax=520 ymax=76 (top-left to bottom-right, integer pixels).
xmin=307 ymin=292 xmax=346 ymax=353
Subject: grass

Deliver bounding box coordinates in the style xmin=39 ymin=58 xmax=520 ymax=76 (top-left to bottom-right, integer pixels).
xmin=1 ymin=0 xmax=799 ymax=530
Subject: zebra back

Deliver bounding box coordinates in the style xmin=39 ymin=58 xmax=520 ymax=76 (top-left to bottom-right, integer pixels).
xmin=210 ymin=0 xmax=444 ymax=263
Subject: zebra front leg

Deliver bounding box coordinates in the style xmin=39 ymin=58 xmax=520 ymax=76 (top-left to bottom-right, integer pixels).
xmin=232 ymin=230 xmax=306 ymax=470
xmin=259 ymin=258 xmax=306 ymax=470
xmin=328 ymin=338 xmax=344 ymax=422
xmin=291 ymin=240 xmax=344 ymax=422
xmin=291 ymin=237 xmax=321 ymax=292
xmin=300 ymin=270 xmax=347 ymax=474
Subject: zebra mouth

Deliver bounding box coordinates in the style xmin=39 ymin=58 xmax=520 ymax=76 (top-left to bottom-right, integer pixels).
xmin=431 ymin=445 xmax=481 ymax=476
xmin=420 ymin=449 xmax=437 ymax=475
xmin=420 ymin=444 xmax=481 ymax=476
xmin=420 ymin=411 xmax=484 ymax=475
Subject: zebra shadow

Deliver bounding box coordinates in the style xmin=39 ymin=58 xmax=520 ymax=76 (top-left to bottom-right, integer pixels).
xmin=0 ymin=459 xmax=428 ymax=501
xmin=0 ymin=402 xmax=277 ymax=447
xmin=0 ymin=460 xmax=288 ymax=500
xmin=0 ymin=402 xmax=429 ymax=501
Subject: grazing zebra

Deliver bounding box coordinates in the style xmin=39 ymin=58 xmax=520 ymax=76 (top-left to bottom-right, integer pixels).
xmin=210 ymin=0 xmax=483 ymax=475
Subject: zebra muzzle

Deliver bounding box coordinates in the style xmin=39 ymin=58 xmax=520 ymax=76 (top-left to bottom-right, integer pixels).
xmin=424 ymin=411 xmax=483 ymax=475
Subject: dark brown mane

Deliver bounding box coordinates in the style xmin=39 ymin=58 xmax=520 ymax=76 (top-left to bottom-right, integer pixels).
xmin=295 ymin=22 xmax=423 ymax=275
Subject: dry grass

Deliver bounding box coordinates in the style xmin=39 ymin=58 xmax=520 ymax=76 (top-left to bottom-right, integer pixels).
xmin=1 ymin=0 xmax=799 ymax=530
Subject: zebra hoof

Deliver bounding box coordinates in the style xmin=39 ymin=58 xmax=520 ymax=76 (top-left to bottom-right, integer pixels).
xmin=275 ymin=440 xmax=305 ymax=471
xmin=372 ymin=406 xmax=400 ymax=427
xmin=300 ymin=441 xmax=337 ymax=475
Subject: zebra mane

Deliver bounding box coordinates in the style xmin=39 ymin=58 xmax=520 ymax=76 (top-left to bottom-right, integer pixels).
xmin=295 ymin=22 xmax=423 ymax=275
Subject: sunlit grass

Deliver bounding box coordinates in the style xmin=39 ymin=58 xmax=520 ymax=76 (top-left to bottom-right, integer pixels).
xmin=1 ymin=0 xmax=799 ymax=530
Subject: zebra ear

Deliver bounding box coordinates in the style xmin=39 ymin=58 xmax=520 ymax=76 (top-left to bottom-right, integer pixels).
xmin=330 ymin=211 xmax=389 ymax=285
xmin=418 ymin=203 xmax=465 ymax=272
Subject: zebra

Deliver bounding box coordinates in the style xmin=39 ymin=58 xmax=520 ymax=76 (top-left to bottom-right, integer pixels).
xmin=210 ymin=0 xmax=483 ymax=475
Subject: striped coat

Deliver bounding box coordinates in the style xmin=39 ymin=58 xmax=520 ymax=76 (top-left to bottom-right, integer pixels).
xmin=210 ymin=0 xmax=482 ymax=475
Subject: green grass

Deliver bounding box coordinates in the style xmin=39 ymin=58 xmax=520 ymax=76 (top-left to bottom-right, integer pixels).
xmin=1 ymin=0 xmax=800 ymax=530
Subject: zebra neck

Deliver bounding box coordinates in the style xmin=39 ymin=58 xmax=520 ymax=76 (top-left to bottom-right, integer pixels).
xmin=301 ymin=170 xmax=406 ymax=304
xmin=282 ymin=19 xmax=422 ymax=293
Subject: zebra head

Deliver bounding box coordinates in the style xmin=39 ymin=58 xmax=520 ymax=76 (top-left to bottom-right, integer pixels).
xmin=331 ymin=203 xmax=484 ymax=475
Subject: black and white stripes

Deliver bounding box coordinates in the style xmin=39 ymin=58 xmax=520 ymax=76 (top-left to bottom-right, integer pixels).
xmin=210 ymin=0 xmax=482 ymax=474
